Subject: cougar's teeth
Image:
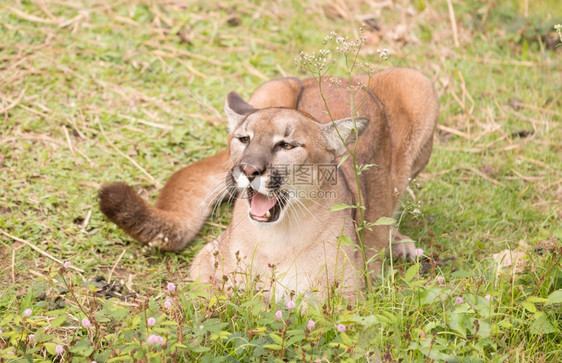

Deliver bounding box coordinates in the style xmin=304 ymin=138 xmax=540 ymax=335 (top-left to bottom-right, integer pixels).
xmin=265 ymin=211 xmax=271 ymax=218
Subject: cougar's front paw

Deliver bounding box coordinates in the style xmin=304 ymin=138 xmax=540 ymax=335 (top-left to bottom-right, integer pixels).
xmin=189 ymin=240 xmax=220 ymax=282
xmin=391 ymin=228 xmax=422 ymax=261
xmin=391 ymin=241 xmax=419 ymax=260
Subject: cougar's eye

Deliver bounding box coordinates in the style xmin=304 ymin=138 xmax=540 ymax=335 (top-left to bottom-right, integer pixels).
xmin=279 ymin=141 xmax=294 ymax=150
xmin=238 ymin=136 xmax=250 ymax=144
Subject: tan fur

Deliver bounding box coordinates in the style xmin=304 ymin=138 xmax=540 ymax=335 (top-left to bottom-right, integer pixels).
xmin=99 ymin=68 xmax=438 ymax=301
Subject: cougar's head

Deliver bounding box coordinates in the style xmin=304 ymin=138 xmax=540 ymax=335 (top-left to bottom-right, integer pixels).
xmin=224 ymin=91 xmax=368 ymax=226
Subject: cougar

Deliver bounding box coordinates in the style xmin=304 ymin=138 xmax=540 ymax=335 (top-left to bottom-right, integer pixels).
xmin=99 ymin=68 xmax=438 ymax=300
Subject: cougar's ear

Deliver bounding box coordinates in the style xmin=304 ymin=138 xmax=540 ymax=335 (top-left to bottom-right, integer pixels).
xmin=225 ymin=91 xmax=257 ymax=133
xmin=320 ymin=116 xmax=369 ymax=157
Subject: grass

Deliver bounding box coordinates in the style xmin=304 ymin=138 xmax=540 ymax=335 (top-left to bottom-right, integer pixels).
xmin=1 ymin=0 xmax=561 ymax=361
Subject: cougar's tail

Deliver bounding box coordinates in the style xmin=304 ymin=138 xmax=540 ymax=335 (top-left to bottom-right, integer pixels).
xmin=99 ymin=182 xmax=196 ymax=251
xmin=99 ymin=150 xmax=232 ymax=252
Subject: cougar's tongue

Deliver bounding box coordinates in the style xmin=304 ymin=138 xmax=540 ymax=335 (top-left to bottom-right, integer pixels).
xmin=250 ymin=193 xmax=277 ymax=217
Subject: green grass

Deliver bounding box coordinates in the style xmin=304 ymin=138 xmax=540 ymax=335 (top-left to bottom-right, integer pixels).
xmin=1 ymin=0 xmax=561 ymax=361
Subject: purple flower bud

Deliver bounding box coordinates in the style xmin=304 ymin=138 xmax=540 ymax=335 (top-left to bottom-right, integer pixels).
xmin=63 ymin=261 xmax=71 ymax=269
xmin=455 ymin=296 xmax=464 ymax=305
xmin=307 ymin=320 xmax=315 ymax=330
xmin=416 ymin=248 xmax=424 ymax=257
xmin=167 ymin=282 xmax=176 ymax=292
xmin=23 ymin=308 xmax=32 ymax=317
xmin=55 ymin=345 xmax=64 ymax=355
xmin=164 ymin=299 xmax=172 ymax=310
xmin=82 ymin=318 xmax=91 ymax=328
xmin=147 ymin=317 xmax=156 ymax=326
xmin=484 ymin=295 xmax=491 ymax=301
xmin=286 ymin=300 xmax=295 ymax=310
xmin=275 ymin=310 xmax=283 ymax=319
xmin=337 ymin=324 xmax=346 ymax=332
xmin=147 ymin=334 xmax=164 ymax=345
xmin=29 ymin=334 xmax=35 ymax=341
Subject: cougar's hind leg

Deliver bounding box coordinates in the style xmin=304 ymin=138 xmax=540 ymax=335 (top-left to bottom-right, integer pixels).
xmin=410 ymin=136 xmax=435 ymax=180
xmin=100 ymin=150 xmax=231 ymax=252
xmin=360 ymin=69 xmax=438 ymax=263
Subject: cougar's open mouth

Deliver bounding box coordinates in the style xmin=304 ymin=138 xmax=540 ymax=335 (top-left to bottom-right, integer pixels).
xmin=248 ymin=191 xmax=284 ymax=223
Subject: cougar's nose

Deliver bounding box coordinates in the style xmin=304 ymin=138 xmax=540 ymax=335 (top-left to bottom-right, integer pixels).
xmin=241 ymin=164 xmax=264 ymax=182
